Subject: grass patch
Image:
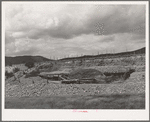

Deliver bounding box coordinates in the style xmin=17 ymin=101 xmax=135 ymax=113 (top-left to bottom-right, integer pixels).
xmin=5 ymin=93 xmax=145 ymax=109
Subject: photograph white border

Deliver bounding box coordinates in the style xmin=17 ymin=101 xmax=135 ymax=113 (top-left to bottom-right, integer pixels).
xmin=2 ymin=1 xmax=149 ymax=121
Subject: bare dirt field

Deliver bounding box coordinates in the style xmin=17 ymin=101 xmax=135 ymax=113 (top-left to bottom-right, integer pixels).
xmin=5 ymin=71 xmax=145 ymax=109
xmin=5 ymin=54 xmax=145 ymax=109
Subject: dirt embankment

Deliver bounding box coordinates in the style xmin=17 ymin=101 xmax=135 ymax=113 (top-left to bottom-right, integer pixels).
xmin=5 ymin=71 xmax=145 ymax=97
xmin=68 ymin=68 xmax=104 ymax=79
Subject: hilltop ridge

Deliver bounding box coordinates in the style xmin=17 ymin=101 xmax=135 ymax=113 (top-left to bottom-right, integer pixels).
xmin=5 ymin=47 xmax=145 ymax=65
xmin=5 ymin=56 xmax=52 ymax=66
xmin=59 ymin=47 xmax=145 ymax=61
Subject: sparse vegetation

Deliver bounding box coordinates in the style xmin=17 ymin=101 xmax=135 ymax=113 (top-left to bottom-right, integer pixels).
xmin=25 ymin=69 xmax=40 ymax=78
xmin=25 ymin=62 xmax=34 ymax=68
xmin=13 ymin=67 xmax=20 ymax=73
xmin=5 ymin=71 xmax=14 ymax=79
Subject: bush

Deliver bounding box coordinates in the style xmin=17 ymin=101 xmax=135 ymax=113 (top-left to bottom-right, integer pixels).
xmin=13 ymin=67 xmax=20 ymax=73
xmin=123 ymin=69 xmax=135 ymax=80
xmin=98 ymin=59 xmax=105 ymax=66
xmin=25 ymin=69 xmax=40 ymax=78
xmin=5 ymin=71 xmax=14 ymax=78
xmin=25 ymin=62 xmax=34 ymax=68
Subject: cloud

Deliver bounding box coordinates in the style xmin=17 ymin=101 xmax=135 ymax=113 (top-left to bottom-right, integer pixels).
xmin=4 ymin=3 xmax=146 ymax=58
xmin=5 ymin=31 xmax=15 ymax=44
xmin=12 ymin=31 xmax=26 ymax=38
xmin=5 ymin=4 xmax=145 ymax=39
xmin=5 ymin=32 xmax=145 ymax=58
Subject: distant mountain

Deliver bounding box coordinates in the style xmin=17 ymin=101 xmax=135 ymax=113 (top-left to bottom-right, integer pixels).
xmin=60 ymin=47 xmax=145 ymax=61
xmin=5 ymin=56 xmax=52 ymax=66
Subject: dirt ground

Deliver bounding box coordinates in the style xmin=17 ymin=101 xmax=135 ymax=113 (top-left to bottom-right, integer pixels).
xmin=5 ymin=70 xmax=145 ymax=109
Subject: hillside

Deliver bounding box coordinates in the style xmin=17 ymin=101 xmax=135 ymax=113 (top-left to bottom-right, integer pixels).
xmin=5 ymin=47 xmax=145 ymax=66
xmin=60 ymin=47 xmax=145 ymax=61
xmin=5 ymin=56 xmax=52 ymax=66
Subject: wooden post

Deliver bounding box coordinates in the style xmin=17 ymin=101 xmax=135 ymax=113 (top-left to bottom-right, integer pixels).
xmin=18 ymin=78 xmax=20 ymax=83
xmin=47 ymin=79 xmax=48 ymax=84
xmin=32 ymin=80 xmax=34 ymax=84
xmin=14 ymin=75 xmax=16 ymax=81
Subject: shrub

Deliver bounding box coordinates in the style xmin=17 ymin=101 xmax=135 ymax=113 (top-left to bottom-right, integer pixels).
xmin=25 ymin=62 xmax=34 ymax=68
xmin=13 ymin=67 xmax=20 ymax=73
xmin=123 ymin=69 xmax=135 ymax=80
xmin=5 ymin=71 xmax=14 ymax=78
xmin=25 ymin=69 xmax=40 ymax=78
xmin=98 ymin=59 xmax=105 ymax=66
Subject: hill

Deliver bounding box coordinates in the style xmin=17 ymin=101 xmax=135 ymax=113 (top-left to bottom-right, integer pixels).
xmin=5 ymin=47 xmax=145 ymax=65
xmin=60 ymin=47 xmax=145 ymax=61
xmin=5 ymin=56 xmax=52 ymax=66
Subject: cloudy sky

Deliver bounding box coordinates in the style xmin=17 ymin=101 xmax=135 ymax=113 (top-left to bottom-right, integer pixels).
xmin=4 ymin=2 xmax=146 ymax=59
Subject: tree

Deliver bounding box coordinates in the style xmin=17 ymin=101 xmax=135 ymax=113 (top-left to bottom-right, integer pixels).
xmin=25 ymin=69 xmax=40 ymax=78
xmin=13 ymin=67 xmax=20 ymax=73
xmin=5 ymin=71 xmax=14 ymax=79
xmin=25 ymin=62 xmax=34 ymax=68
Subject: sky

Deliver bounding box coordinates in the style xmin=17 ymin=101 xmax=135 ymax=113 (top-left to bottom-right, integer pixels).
xmin=4 ymin=2 xmax=146 ymax=59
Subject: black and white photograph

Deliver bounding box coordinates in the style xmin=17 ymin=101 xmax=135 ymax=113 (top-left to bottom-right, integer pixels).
xmin=2 ymin=1 xmax=149 ymax=121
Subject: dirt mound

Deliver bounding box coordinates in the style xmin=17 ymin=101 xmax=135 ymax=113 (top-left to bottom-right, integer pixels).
xmin=68 ymin=68 xmax=104 ymax=79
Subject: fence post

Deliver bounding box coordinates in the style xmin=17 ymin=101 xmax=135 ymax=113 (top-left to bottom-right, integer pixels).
xmin=47 ymin=79 xmax=49 ymax=84
xmin=32 ymin=80 xmax=34 ymax=84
